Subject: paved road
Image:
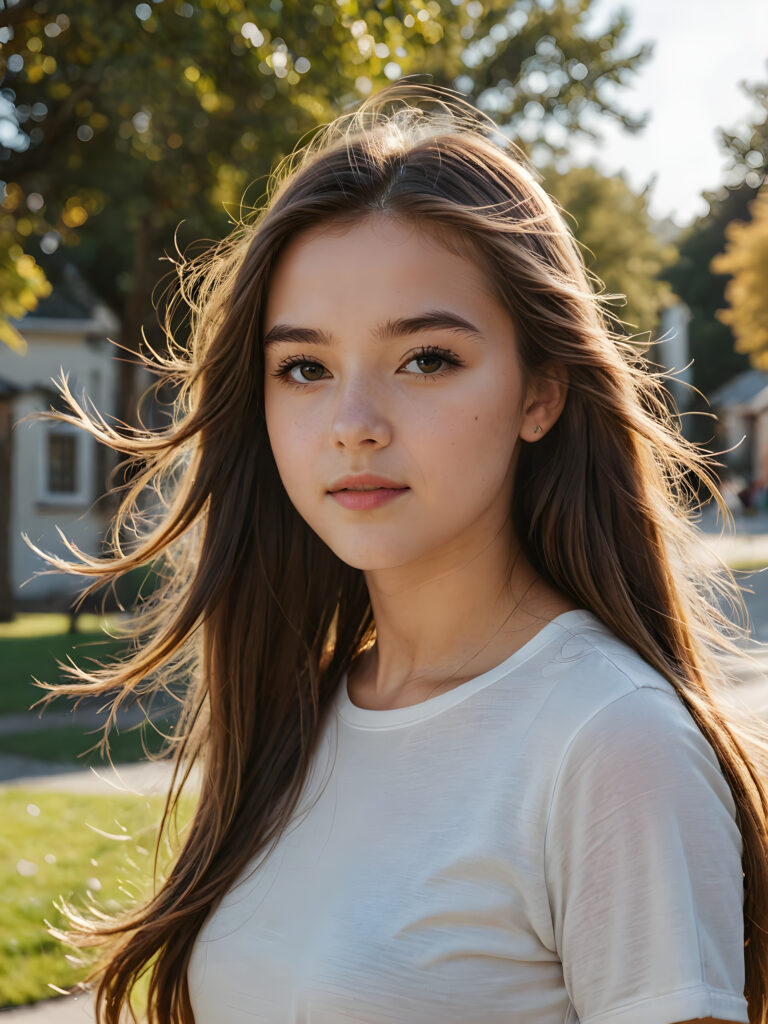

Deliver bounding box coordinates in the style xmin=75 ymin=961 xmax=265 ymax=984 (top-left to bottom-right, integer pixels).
xmin=0 ymin=756 xmax=201 ymax=794
xmin=0 ymin=992 xmax=96 ymax=1022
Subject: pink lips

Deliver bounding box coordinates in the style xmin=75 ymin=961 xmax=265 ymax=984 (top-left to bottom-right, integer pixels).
xmin=330 ymin=487 xmax=410 ymax=511
xmin=327 ymin=472 xmax=409 ymax=511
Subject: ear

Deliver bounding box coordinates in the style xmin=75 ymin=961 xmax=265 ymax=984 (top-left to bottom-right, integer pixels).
xmin=520 ymin=361 xmax=569 ymax=442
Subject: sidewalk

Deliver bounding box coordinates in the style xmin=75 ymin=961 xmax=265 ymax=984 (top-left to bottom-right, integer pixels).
xmin=0 ymin=992 xmax=97 ymax=1022
xmin=0 ymin=754 xmax=199 ymax=795
xmin=0 ymin=701 xmax=182 ymax=788
xmin=695 ymin=502 xmax=768 ymax=568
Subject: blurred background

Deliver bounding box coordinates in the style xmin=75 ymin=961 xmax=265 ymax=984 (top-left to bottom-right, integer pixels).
xmin=0 ymin=0 xmax=767 ymax=1016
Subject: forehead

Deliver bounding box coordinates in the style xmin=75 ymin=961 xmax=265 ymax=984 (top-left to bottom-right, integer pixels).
xmin=263 ymin=214 xmax=500 ymax=325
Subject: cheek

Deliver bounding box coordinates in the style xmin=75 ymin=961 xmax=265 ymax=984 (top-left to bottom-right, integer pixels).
xmin=422 ymin=385 xmax=519 ymax=498
xmin=264 ymin=400 xmax=310 ymax=490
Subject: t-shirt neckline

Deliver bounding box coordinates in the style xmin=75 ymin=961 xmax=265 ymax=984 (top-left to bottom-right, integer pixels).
xmin=335 ymin=608 xmax=598 ymax=730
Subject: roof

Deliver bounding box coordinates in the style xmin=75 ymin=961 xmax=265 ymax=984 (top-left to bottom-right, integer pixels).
xmin=0 ymin=376 xmax=61 ymax=404
xmin=36 ymin=250 xmax=105 ymax=318
xmin=708 ymin=369 xmax=768 ymax=408
xmin=9 ymin=260 xmax=119 ymax=335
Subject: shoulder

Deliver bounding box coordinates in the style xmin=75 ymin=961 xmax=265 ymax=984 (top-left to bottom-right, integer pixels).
xmin=535 ymin=612 xmax=734 ymax=814
xmin=532 ymin=609 xmax=686 ymax=736
xmin=535 ymin=615 xmax=747 ymax=1024
xmin=540 ymin=616 xmax=739 ymax=844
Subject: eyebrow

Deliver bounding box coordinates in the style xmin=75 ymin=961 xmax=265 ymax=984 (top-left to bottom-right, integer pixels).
xmin=263 ymin=309 xmax=486 ymax=348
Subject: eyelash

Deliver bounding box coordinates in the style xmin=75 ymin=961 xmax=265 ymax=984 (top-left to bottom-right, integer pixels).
xmin=269 ymin=345 xmax=465 ymax=388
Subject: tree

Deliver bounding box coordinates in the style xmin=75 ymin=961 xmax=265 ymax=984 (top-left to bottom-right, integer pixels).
xmin=540 ymin=163 xmax=678 ymax=340
xmin=707 ymin=68 xmax=768 ymax=369
xmin=711 ymin=186 xmax=768 ymax=369
xmin=658 ymin=64 xmax=768 ymax=404
xmin=0 ymin=187 xmax=51 ymax=352
xmin=659 ymin=183 xmax=759 ymax=403
xmin=718 ymin=68 xmax=768 ymax=192
xmin=0 ymin=0 xmax=656 ymax=428
xmin=461 ymin=0 xmax=654 ymax=160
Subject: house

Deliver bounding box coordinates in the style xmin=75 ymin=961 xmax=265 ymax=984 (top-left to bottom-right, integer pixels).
xmin=646 ymin=301 xmax=768 ymax=489
xmin=708 ymin=369 xmax=768 ymax=483
xmin=0 ymin=262 xmax=140 ymax=614
xmin=655 ymin=299 xmax=694 ymax=417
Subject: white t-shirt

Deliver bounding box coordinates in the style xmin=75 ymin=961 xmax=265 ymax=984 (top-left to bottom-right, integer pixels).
xmin=187 ymin=608 xmax=748 ymax=1023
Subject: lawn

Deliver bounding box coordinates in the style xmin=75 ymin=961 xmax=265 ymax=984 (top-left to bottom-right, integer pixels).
xmin=1 ymin=788 xmax=197 ymax=1009
xmin=2 ymin=719 xmax=177 ymax=765
xmin=0 ymin=614 xmax=131 ymax=716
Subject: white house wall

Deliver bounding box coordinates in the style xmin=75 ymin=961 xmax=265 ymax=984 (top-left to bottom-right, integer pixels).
xmin=0 ymin=328 xmax=116 ymax=406
xmin=0 ymin=330 xmax=119 ymax=604
xmin=658 ymin=302 xmax=693 ymax=414
xmin=754 ymin=410 xmax=768 ymax=484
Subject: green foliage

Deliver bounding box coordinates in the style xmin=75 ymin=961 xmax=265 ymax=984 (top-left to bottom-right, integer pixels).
xmin=660 ymin=184 xmax=758 ymax=402
xmin=0 ymin=0 xmax=654 ymax=353
xmin=467 ymin=0 xmax=655 ymax=155
xmin=541 ymin=162 xmax=678 ymax=337
xmin=717 ymin=74 xmax=768 ymax=191
xmin=711 ymin=186 xmax=768 ymax=369
xmin=0 ymin=184 xmax=51 ymax=350
xmin=657 ymin=70 xmax=768 ymax=405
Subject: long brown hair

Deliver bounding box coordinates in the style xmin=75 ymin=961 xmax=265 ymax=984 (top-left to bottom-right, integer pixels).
xmin=28 ymin=81 xmax=768 ymax=1022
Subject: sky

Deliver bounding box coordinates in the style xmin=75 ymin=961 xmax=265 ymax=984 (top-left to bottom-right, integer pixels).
xmin=565 ymin=0 xmax=768 ymax=228
xmin=1 ymin=1 xmax=764 ymax=233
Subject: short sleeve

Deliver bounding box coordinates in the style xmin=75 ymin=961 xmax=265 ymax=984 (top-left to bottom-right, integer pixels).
xmin=544 ymin=684 xmax=749 ymax=1024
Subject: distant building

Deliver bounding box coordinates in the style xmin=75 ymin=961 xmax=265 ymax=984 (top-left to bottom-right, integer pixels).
xmin=708 ymin=369 xmax=768 ymax=482
xmin=656 ymin=301 xmax=694 ymax=418
xmin=0 ymin=263 xmax=130 ymax=612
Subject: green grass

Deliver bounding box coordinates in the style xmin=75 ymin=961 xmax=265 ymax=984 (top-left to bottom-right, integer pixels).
xmin=0 ymin=613 xmax=121 ymax=640
xmin=0 ymin=614 xmax=131 ymax=715
xmin=727 ymin=558 xmax=768 ymax=572
xmin=2 ymin=719 xmax=177 ymax=765
xmin=0 ymin=788 xmax=197 ymax=1009
xmin=0 ymin=632 xmax=130 ymax=715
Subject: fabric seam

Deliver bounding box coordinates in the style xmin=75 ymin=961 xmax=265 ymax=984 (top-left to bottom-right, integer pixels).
xmin=541 ymin=651 xmax=689 ymax=935
xmin=578 ymin=982 xmax=747 ymax=1024
xmin=336 ymin=612 xmax=600 ymax=731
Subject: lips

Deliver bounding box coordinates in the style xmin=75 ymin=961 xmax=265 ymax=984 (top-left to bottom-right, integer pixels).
xmin=330 ymin=486 xmax=410 ymax=510
xmin=328 ymin=474 xmax=408 ymax=492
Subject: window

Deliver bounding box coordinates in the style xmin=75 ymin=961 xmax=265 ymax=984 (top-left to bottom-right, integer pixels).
xmin=47 ymin=431 xmax=78 ymax=494
xmin=37 ymin=423 xmax=92 ymax=505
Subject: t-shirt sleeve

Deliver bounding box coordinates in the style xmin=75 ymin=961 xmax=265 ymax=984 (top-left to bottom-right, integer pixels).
xmin=543 ymin=683 xmax=749 ymax=1024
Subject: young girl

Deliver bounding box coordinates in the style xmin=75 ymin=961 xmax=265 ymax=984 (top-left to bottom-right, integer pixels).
xmin=35 ymin=82 xmax=768 ymax=1023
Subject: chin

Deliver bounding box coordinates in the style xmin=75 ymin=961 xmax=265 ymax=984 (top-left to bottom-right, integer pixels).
xmin=318 ymin=534 xmax=417 ymax=572
xmin=327 ymin=549 xmax=402 ymax=572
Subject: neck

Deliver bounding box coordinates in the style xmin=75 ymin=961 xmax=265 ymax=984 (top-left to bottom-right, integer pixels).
xmin=353 ymin=523 xmax=549 ymax=706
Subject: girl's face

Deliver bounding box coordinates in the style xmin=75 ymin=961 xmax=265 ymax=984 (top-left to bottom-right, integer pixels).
xmin=263 ymin=214 xmax=533 ymax=572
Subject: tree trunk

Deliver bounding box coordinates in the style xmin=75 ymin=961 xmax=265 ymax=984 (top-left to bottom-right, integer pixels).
xmin=118 ymin=211 xmax=154 ymax=433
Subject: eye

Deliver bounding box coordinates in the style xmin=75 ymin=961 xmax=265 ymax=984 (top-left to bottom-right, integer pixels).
xmin=401 ymin=345 xmax=463 ymax=380
xmin=269 ymin=354 xmax=328 ymax=386
xmin=268 ymin=344 xmax=465 ymax=388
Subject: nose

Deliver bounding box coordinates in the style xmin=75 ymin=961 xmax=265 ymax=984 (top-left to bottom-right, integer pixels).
xmin=330 ymin=379 xmax=392 ymax=450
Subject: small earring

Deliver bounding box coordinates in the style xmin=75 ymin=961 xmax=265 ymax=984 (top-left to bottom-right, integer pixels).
xmin=533 ymin=425 xmax=542 ymax=435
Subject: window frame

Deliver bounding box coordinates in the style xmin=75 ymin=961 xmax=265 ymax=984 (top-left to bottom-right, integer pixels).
xmin=37 ymin=421 xmax=93 ymax=506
